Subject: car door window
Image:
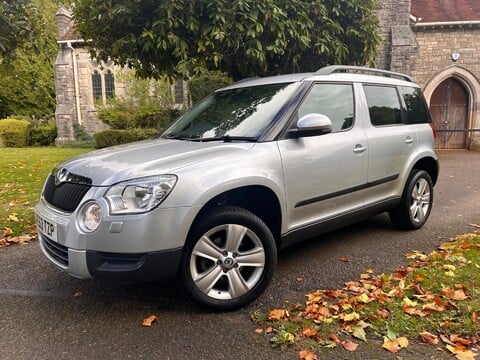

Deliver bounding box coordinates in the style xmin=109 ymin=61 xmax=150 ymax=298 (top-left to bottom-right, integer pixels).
xmin=297 ymin=83 xmax=354 ymax=132
xmin=363 ymin=85 xmax=402 ymax=126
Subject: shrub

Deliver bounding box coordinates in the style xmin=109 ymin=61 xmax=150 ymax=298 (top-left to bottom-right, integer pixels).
xmin=30 ymin=120 xmax=57 ymax=146
xmin=0 ymin=118 xmax=32 ymax=147
xmin=94 ymin=128 xmax=158 ymax=149
xmin=188 ymin=70 xmax=233 ymax=104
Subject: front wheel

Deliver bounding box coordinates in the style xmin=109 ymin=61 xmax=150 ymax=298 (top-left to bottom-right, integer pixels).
xmin=180 ymin=206 xmax=277 ymax=311
xmin=389 ymin=170 xmax=434 ymax=230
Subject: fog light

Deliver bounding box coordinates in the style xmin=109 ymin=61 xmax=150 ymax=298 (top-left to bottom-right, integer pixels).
xmin=78 ymin=201 xmax=102 ymax=233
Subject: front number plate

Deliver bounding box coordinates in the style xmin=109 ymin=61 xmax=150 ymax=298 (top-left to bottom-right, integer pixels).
xmin=36 ymin=213 xmax=57 ymax=242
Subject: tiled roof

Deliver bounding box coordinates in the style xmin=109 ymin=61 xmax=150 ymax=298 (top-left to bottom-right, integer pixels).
xmin=411 ymin=0 xmax=480 ymax=23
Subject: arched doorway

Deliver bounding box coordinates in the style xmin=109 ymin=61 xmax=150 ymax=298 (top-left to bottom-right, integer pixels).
xmin=430 ymin=77 xmax=468 ymax=149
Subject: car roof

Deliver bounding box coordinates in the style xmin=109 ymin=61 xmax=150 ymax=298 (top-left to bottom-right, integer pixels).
xmin=218 ymin=66 xmax=419 ymax=91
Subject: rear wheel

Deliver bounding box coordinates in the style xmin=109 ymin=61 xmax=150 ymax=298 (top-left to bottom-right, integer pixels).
xmin=180 ymin=206 xmax=277 ymax=311
xmin=389 ymin=170 xmax=433 ymax=230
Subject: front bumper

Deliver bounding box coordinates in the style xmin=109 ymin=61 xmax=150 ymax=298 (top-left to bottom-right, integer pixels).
xmin=39 ymin=233 xmax=182 ymax=281
xmin=35 ymin=196 xmax=197 ymax=282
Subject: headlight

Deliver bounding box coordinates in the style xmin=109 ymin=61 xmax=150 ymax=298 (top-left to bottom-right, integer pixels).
xmin=78 ymin=201 xmax=102 ymax=233
xmin=105 ymin=175 xmax=177 ymax=214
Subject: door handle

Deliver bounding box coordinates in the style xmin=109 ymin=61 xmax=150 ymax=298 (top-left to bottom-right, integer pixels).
xmin=405 ymin=136 xmax=414 ymax=145
xmin=353 ymin=144 xmax=367 ymax=154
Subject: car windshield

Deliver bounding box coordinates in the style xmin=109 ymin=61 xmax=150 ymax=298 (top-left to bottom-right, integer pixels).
xmin=162 ymin=82 xmax=299 ymax=140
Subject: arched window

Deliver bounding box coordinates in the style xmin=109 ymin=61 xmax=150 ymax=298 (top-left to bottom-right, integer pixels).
xmin=105 ymin=70 xmax=115 ymax=99
xmin=92 ymin=70 xmax=102 ymax=101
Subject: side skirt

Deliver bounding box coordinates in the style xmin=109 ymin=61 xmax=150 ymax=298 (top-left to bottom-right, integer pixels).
xmin=280 ymin=197 xmax=400 ymax=250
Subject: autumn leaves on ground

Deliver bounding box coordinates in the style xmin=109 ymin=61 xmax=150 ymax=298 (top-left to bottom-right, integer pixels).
xmin=0 ymin=147 xmax=88 ymax=247
xmin=253 ymin=232 xmax=480 ymax=360
xmin=1 ymin=148 xmax=479 ymax=359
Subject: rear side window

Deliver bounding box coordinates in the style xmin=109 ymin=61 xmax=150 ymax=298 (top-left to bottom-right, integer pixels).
xmin=363 ymin=85 xmax=402 ymax=126
xmin=297 ymin=83 xmax=354 ymax=132
xmin=401 ymin=86 xmax=431 ymax=124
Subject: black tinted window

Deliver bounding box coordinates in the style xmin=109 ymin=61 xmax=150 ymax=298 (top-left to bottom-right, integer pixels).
xmin=364 ymin=85 xmax=402 ymax=126
xmin=401 ymin=86 xmax=431 ymax=124
xmin=298 ymin=83 xmax=354 ymax=132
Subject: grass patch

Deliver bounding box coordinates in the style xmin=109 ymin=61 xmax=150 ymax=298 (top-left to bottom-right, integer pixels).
xmin=0 ymin=147 xmax=91 ymax=236
xmin=253 ymin=233 xmax=480 ymax=358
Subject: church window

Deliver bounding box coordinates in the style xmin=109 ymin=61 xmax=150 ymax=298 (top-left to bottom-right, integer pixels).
xmin=92 ymin=70 xmax=102 ymax=101
xmin=105 ymin=70 xmax=115 ymax=99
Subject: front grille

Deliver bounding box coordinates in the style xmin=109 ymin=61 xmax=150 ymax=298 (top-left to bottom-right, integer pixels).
xmin=41 ymin=235 xmax=69 ymax=267
xmin=43 ymin=174 xmax=91 ymax=212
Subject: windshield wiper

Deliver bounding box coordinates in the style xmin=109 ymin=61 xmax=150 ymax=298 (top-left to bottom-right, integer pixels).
xmin=191 ymin=135 xmax=258 ymax=143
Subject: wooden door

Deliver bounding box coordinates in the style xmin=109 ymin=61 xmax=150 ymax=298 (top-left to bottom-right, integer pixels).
xmin=430 ymin=78 xmax=468 ymax=149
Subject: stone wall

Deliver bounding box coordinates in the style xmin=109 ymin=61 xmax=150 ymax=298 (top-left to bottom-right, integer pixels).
xmin=412 ymin=26 xmax=480 ymax=150
xmin=375 ymin=0 xmax=417 ymax=74
xmin=412 ymin=27 xmax=480 ymax=87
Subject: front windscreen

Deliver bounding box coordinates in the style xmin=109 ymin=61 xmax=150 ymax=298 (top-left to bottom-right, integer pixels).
xmin=162 ymin=82 xmax=299 ymax=140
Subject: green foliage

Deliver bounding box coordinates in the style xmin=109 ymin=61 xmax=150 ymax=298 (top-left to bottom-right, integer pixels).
xmin=0 ymin=0 xmax=32 ymax=57
xmin=189 ymin=70 xmax=233 ymax=103
xmin=30 ymin=120 xmax=57 ymax=146
xmin=73 ymin=0 xmax=381 ymax=81
xmin=94 ymin=128 xmax=159 ymax=149
xmin=0 ymin=118 xmax=31 ymax=147
xmin=96 ymin=72 xmax=180 ymax=130
xmin=61 ymin=124 xmax=96 ymax=148
xmin=94 ymin=128 xmax=159 ymax=148
xmin=0 ymin=0 xmax=57 ymax=118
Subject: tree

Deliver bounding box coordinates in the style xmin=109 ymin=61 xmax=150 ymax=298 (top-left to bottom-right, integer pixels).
xmin=73 ymin=0 xmax=381 ymax=81
xmin=0 ymin=0 xmax=61 ymax=118
xmin=0 ymin=0 xmax=32 ymax=58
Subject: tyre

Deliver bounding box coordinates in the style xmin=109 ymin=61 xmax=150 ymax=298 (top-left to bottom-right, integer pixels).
xmin=389 ymin=169 xmax=433 ymax=230
xmin=180 ymin=206 xmax=277 ymax=311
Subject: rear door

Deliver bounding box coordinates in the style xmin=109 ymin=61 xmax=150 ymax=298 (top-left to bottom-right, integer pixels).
xmin=278 ymin=82 xmax=369 ymax=231
xmin=361 ymin=84 xmax=417 ymax=204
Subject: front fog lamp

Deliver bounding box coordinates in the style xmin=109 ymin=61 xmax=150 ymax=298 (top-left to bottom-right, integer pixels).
xmin=105 ymin=175 xmax=177 ymax=214
xmin=78 ymin=201 xmax=102 ymax=232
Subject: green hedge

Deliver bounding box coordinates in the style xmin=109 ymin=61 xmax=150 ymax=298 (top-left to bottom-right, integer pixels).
xmin=0 ymin=118 xmax=32 ymax=147
xmin=30 ymin=121 xmax=57 ymax=146
xmin=94 ymin=128 xmax=159 ymax=149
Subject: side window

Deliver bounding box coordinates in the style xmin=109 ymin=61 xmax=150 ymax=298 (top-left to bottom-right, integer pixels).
xmin=363 ymin=85 xmax=402 ymax=126
xmin=297 ymin=83 xmax=354 ymax=132
xmin=401 ymin=86 xmax=431 ymax=124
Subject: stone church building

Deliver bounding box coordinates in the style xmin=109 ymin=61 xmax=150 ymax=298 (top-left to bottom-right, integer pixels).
xmin=54 ymin=0 xmax=480 ymax=150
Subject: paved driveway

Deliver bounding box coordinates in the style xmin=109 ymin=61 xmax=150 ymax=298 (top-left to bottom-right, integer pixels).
xmin=1 ymin=150 xmax=479 ymax=360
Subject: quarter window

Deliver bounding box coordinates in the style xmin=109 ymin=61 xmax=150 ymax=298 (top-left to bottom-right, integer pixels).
xmin=298 ymin=83 xmax=354 ymax=132
xmin=401 ymin=86 xmax=430 ymax=124
xmin=363 ymin=85 xmax=402 ymax=126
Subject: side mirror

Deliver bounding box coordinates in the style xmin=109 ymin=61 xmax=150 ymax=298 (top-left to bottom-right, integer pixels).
xmin=288 ymin=113 xmax=333 ymax=138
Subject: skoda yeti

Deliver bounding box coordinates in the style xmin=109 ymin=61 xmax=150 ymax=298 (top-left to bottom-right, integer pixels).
xmin=36 ymin=66 xmax=438 ymax=310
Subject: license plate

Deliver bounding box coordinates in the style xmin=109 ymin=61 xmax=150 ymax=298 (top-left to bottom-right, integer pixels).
xmin=36 ymin=213 xmax=57 ymax=242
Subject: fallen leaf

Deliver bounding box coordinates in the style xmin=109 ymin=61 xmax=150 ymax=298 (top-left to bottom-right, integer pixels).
xmin=329 ymin=333 xmax=341 ymax=343
xmin=419 ymin=331 xmax=439 ymax=345
xmin=446 ymin=345 xmax=477 ymax=360
xmin=268 ymin=309 xmax=289 ymax=320
xmin=265 ymin=326 xmax=273 ymax=334
xmin=442 ymin=287 xmax=467 ymax=301
xmin=296 ymin=277 xmax=304 ymax=283
xmin=342 ymin=340 xmax=358 ymax=351
xmin=352 ymin=325 xmax=367 ymax=342
xmin=383 ymin=336 xmax=408 ymax=353
xmin=255 ymin=328 xmax=263 ymax=334
xmin=340 ymin=257 xmax=350 ymax=262
xmin=450 ymin=335 xmax=472 ymax=346
xmin=299 ymin=350 xmax=317 ymax=360
xmin=8 ymin=213 xmax=19 ymax=222
xmin=302 ymin=327 xmax=318 ymax=338
xmin=73 ymin=291 xmax=83 ymax=298
xmin=142 ymin=314 xmax=158 ymax=327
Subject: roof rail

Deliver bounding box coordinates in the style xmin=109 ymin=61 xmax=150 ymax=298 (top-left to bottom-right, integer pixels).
xmin=315 ymin=65 xmax=414 ymax=82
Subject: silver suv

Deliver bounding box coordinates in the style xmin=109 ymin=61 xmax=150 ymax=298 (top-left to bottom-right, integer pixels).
xmin=36 ymin=66 xmax=438 ymax=310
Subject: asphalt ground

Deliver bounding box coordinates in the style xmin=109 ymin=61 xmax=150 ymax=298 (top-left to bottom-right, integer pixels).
xmin=1 ymin=149 xmax=479 ymax=360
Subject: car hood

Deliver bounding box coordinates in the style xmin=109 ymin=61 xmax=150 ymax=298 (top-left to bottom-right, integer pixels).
xmin=57 ymin=139 xmax=255 ymax=186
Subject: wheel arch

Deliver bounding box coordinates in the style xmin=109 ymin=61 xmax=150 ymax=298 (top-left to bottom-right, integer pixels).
xmin=412 ymin=156 xmax=439 ymax=185
xmin=189 ymin=185 xmax=283 ymax=249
